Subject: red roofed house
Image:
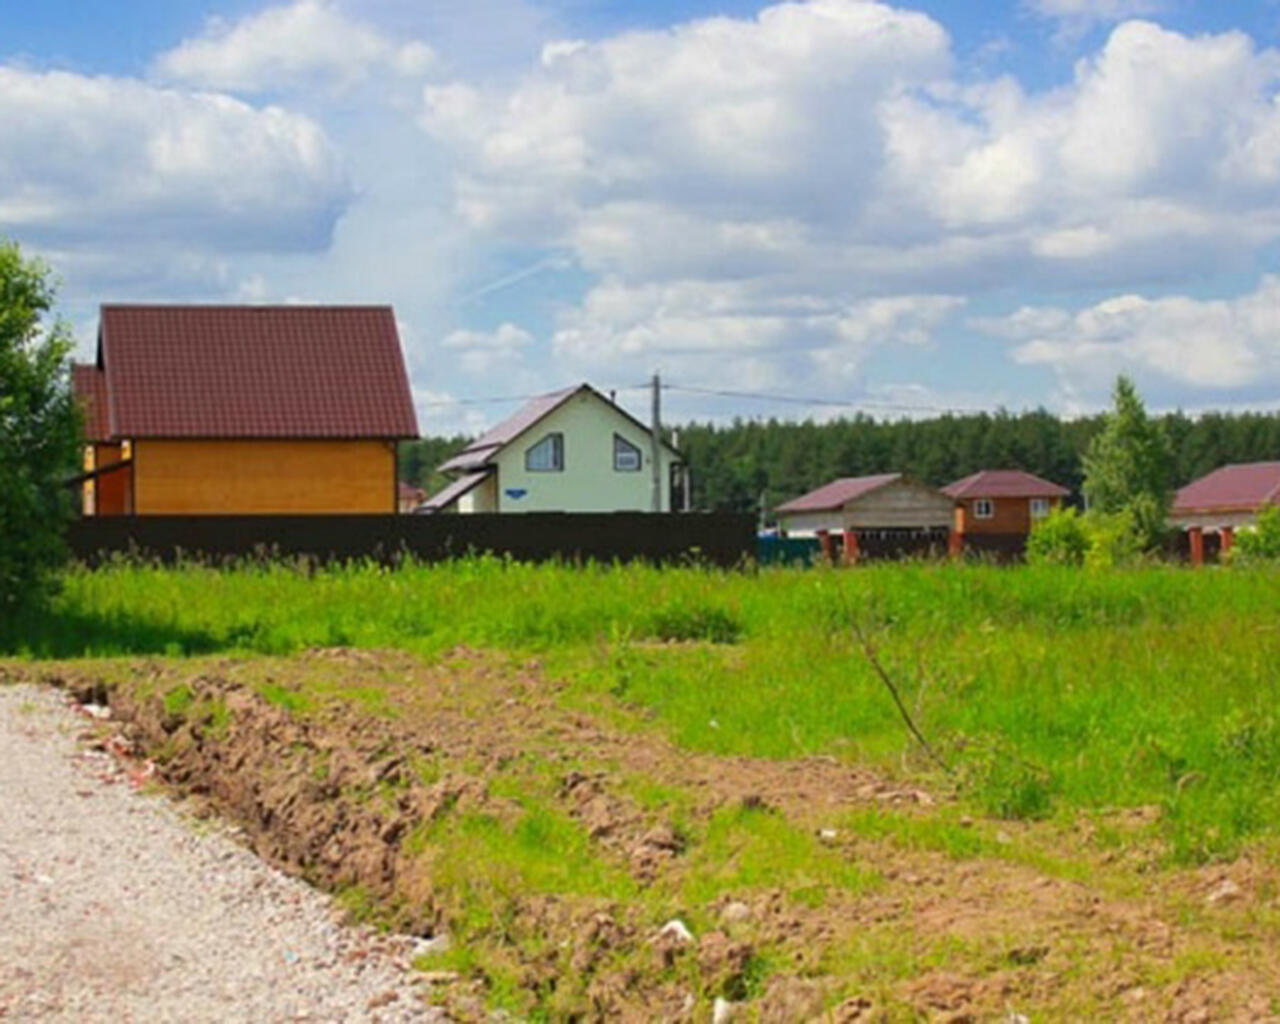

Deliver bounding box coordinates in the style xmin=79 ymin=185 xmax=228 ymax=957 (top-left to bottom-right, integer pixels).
xmin=942 ymin=469 xmax=1070 ymax=555
xmin=774 ymin=474 xmax=953 ymax=563
xmin=72 ymin=305 xmax=418 ymax=515
xmin=1171 ymin=462 xmax=1280 ymax=564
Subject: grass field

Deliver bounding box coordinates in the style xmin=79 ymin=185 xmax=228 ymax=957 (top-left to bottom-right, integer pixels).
xmin=7 ymin=557 xmax=1280 ymax=865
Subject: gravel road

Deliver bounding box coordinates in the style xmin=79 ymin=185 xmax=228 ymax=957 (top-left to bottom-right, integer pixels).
xmin=0 ymin=684 xmax=445 ymax=1023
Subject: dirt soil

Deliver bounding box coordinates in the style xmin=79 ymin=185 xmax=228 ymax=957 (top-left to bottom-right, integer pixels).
xmin=10 ymin=648 xmax=1280 ymax=1022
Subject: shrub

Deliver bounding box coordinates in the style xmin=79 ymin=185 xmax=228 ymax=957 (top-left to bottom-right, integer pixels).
xmin=1235 ymin=505 xmax=1280 ymax=563
xmin=1025 ymin=506 xmax=1089 ymax=566
xmin=1082 ymin=510 xmax=1145 ymax=570
xmin=0 ymin=240 xmax=81 ymax=615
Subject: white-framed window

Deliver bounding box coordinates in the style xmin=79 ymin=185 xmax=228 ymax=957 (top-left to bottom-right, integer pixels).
xmin=974 ymin=498 xmax=995 ymax=519
xmin=613 ymin=433 xmax=642 ymax=471
xmin=1030 ymin=498 xmax=1051 ymax=519
xmin=525 ymin=432 xmax=564 ymax=472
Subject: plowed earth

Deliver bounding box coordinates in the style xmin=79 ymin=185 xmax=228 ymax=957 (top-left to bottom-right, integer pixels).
xmin=9 ymin=648 xmax=1280 ymax=1021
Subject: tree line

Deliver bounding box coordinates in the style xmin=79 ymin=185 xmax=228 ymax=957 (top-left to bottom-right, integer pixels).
xmin=403 ymin=406 xmax=1280 ymax=516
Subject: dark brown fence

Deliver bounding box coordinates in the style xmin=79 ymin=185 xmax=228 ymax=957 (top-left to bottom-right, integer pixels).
xmin=67 ymin=513 xmax=755 ymax=568
xmin=961 ymin=533 xmax=1029 ymax=563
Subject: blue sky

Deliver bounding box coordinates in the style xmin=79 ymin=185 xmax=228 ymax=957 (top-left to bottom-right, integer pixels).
xmin=6 ymin=0 xmax=1280 ymax=432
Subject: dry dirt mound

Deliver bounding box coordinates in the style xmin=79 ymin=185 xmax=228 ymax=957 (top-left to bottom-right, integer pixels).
xmin=14 ymin=650 xmax=1280 ymax=1021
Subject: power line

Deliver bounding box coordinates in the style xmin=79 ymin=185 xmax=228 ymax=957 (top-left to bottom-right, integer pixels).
xmin=416 ymin=383 xmax=649 ymax=408
xmin=661 ymin=383 xmax=986 ymax=415
xmin=415 ymin=380 xmax=984 ymax=416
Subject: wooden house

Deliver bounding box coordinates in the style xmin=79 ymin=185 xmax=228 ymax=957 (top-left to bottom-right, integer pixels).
xmin=1171 ymin=462 xmax=1280 ymax=564
xmin=773 ymin=474 xmax=952 ymax=562
xmin=943 ymin=470 xmax=1068 ymax=537
xmin=71 ymin=305 xmax=418 ymax=515
xmin=420 ymin=384 xmax=686 ymax=513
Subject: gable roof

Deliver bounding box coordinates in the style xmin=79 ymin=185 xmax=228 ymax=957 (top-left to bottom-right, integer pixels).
xmin=72 ymin=363 xmax=110 ymax=443
xmin=439 ymin=383 xmax=679 ymax=473
xmin=81 ymin=304 xmax=417 ymax=440
xmin=1173 ymin=462 xmax=1280 ymax=514
xmin=775 ymin=474 xmax=903 ymax=514
xmin=942 ymin=469 xmax=1069 ymax=500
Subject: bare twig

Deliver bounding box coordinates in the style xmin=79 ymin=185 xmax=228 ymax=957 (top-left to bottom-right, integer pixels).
xmin=848 ymin=612 xmax=953 ymax=775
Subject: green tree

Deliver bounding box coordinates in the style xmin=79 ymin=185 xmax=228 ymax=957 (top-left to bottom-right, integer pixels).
xmin=1081 ymin=376 xmax=1172 ymax=551
xmin=0 ymin=240 xmax=80 ymax=613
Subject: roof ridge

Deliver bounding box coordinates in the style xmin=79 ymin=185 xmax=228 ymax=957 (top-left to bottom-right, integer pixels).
xmin=99 ymin=302 xmax=394 ymax=311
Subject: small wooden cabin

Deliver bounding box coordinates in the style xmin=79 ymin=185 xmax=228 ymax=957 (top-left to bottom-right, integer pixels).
xmin=774 ymin=474 xmax=952 ymax=562
xmin=72 ymin=305 xmax=418 ymax=515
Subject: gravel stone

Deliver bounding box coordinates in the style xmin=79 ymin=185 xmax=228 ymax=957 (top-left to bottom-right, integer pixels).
xmin=0 ymin=684 xmax=446 ymax=1022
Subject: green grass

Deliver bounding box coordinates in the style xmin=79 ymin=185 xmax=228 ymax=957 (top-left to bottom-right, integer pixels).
xmin=682 ymin=803 xmax=881 ymax=908
xmin=8 ymin=556 xmax=1280 ymax=861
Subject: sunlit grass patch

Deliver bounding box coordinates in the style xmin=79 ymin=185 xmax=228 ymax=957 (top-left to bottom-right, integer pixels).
xmin=682 ymin=803 xmax=881 ymax=908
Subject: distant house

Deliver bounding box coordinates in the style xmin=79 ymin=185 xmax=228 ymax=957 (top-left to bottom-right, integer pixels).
xmin=420 ymin=384 xmax=686 ymax=513
xmin=773 ymin=474 xmax=952 ymax=562
xmin=71 ymin=305 xmax=418 ymax=515
xmin=398 ymin=482 xmax=427 ymax=513
xmin=943 ymin=469 xmax=1069 ymax=540
xmin=1171 ymin=461 xmax=1280 ymax=564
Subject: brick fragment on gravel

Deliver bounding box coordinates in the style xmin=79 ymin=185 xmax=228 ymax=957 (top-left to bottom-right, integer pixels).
xmin=0 ymin=684 xmax=443 ymax=1023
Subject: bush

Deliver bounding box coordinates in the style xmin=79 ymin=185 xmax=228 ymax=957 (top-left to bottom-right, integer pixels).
xmin=1025 ymin=507 xmax=1089 ymax=566
xmin=1027 ymin=506 xmax=1150 ymax=569
xmin=1235 ymin=505 xmax=1280 ymax=563
xmin=1082 ymin=510 xmax=1145 ymax=570
xmin=0 ymin=240 xmax=80 ymax=614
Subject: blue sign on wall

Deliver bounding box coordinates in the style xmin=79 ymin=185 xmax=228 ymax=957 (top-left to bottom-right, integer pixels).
xmin=505 ymin=488 xmax=528 ymax=500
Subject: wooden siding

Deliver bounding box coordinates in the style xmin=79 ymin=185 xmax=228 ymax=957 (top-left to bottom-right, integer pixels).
xmin=93 ymin=444 xmax=132 ymax=516
xmin=778 ymin=479 xmax=952 ymax=533
xmin=133 ymin=440 xmax=395 ymax=515
xmin=957 ymin=496 xmax=1060 ymax=535
xmin=842 ymin=480 xmax=952 ymax=529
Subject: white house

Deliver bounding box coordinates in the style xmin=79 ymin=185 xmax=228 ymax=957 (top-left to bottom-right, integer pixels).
xmin=420 ymin=384 xmax=687 ymax=513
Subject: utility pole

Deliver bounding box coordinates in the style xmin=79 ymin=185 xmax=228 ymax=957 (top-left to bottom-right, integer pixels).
xmin=650 ymin=371 xmax=662 ymax=512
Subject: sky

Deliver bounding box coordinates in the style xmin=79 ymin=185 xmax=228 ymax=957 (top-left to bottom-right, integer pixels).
xmin=6 ymin=0 xmax=1280 ymax=433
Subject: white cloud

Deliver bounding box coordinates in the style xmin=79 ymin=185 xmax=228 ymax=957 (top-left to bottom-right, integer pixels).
xmin=976 ymin=276 xmax=1280 ymax=394
xmin=552 ymin=278 xmax=963 ymax=391
xmin=442 ymin=322 xmax=535 ymax=373
xmin=416 ymin=4 xmax=1280 ymax=403
xmin=0 ymin=67 xmax=351 ymax=253
xmin=1026 ymin=0 xmax=1164 ymax=37
xmin=154 ymin=0 xmax=435 ymax=94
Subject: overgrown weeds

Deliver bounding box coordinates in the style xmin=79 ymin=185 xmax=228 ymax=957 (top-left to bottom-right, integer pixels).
xmin=9 ymin=557 xmax=1280 ymax=862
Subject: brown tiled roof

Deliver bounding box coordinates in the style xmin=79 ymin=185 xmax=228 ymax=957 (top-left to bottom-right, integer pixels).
xmin=71 ymin=363 xmax=110 ymax=442
xmin=943 ymin=469 xmax=1069 ymax=500
xmin=1173 ymin=462 xmax=1280 ymax=514
xmin=775 ymin=474 xmax=902 ymax=514
xmin=96 ymin=305 xmax=417 ymax=439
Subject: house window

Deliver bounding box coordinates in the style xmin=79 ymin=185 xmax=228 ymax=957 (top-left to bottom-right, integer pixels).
xmin=974 ymin=498 xmax=995 ymax=519
xmin=613 ymin=434 xmax=642 ymax=471
xmin=525 ymin=433 xmax=564 ymax=472
xmin=1030 ymin=498 xmax=1051 ymax=519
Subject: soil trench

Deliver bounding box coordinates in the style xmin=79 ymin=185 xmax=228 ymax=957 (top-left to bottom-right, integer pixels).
xmin=12 ymin=648 xmax=1280 ymax=1021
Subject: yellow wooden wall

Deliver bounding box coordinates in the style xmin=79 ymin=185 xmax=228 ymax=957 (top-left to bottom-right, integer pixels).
xmin=133 ymin=440 xmax=395 ymax=514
